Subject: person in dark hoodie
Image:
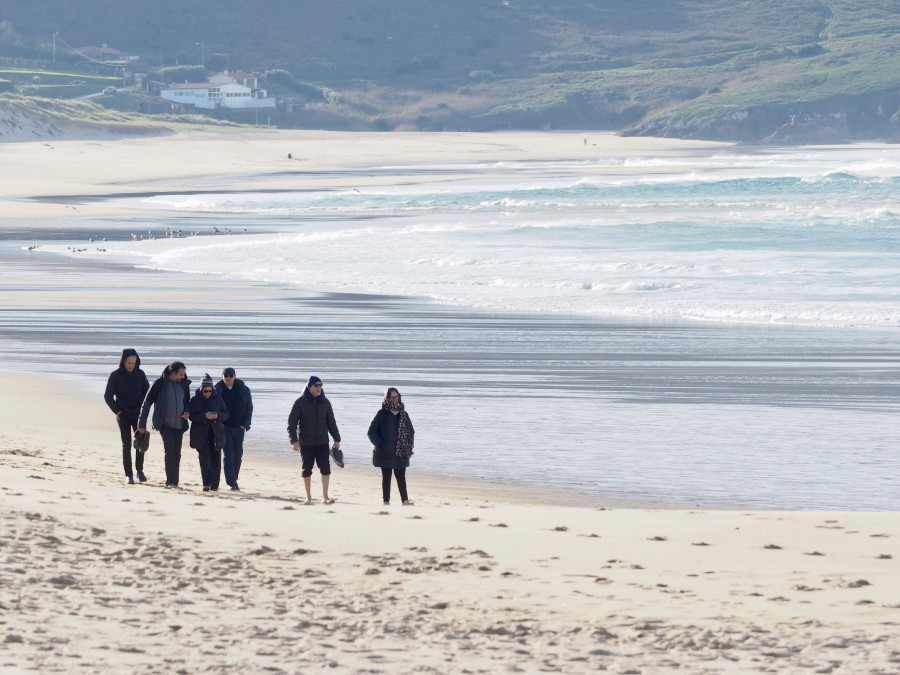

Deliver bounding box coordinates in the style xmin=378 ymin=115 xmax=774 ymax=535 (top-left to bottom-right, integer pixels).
xmin=215 ymin=367 xmax=253 ymax=491
xmin=287 ymin=375 xmax=341 ymax=505
xmin=104 ymin=348 xmax=150 ymax=485
xmin=189 ymin=373 xmax=230 ymax=492
xmin=138 ymin=361 xmax=191 ymax=489
xmin=368 ymin=387 xmax=415 ymax=506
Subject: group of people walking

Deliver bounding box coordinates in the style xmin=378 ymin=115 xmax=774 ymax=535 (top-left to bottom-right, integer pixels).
xmin=104 ymin=349 xmax=416 ymax=505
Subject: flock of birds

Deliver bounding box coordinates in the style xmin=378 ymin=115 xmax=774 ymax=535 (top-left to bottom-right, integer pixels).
xmin=25 ymin=226 xmax=250 ymax=254
xmin=131 ymin=226 xmax=249 ymax=240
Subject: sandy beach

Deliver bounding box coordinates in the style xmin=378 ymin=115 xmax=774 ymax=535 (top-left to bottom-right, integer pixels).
xmin=2 ymin=372 xmax=898 ymax=673
xmin=1 ymin=129 xmax=899 ymax=671
xmin=0 ymin=129 xmax=728 ymax=219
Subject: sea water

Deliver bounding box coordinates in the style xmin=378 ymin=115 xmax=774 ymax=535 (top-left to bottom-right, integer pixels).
xmin=13 ymin=142 xmax=900 ymax=509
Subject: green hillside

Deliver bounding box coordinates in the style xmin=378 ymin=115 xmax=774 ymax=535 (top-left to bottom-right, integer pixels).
xmin=3 ymin=0 xmax=900 ymax=142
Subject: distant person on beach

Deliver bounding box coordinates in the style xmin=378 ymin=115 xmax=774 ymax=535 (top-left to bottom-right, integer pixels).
xmin=215 ymin=367 xmax=253 ymax=491
xmin=104 ymin=348 xmax=150 ymax=485
xmin=368 ymin=387 xmax=415 ymax=506
xmin=138 ymin=361 xmax=191 ymax=489
xmin=288 ymin=375 xmax=341 ymax=505
xmin=189 ymin=373 xmax=229 ymax=492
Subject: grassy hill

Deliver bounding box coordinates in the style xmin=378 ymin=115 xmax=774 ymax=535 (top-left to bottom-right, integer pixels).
xmin=3 ymin=0 xmax=900 ymax=142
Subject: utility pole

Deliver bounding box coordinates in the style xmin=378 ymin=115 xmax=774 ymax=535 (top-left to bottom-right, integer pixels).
xmin=53 ymin=32 xmax=58 ymax=62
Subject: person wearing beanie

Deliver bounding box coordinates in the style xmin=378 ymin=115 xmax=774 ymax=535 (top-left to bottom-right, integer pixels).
xmin=188 ymin=373 xmax=230 ymax=491
xmin=138 ymin=361 xmax=191 ymax=488
xmin=104 ymin=348 xmax=150 ymax=485
xmin=287 ymin=375 xmax=341 ymax=504
xmin=215 ymin=367 xmax=253 ymax=491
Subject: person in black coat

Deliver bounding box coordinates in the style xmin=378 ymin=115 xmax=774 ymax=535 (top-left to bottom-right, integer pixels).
xmin=288 ymin=375 xmax=341 ymax=504
xmin=368 ymin=387 xmax=415 ymax=506
xmin=104 ymin=348 xmax=150 ymax=485
xmin=189 ymin=373 xmax=230 ymax=492
xmin=215 ymin=367 xmax=253 ymax=491
xmin=138 ymin=361 xmax=191 ymax=488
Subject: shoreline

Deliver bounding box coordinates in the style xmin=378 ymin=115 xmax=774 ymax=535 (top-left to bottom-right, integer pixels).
xmin=0 ymin=129 xmax=731 ymax=220
xmin=2 ymin=371 xmax=899 ymax=672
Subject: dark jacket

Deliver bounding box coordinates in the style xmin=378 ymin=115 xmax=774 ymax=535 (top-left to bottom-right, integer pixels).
xmin=368 ymin=408 xmax=415 ymax=469
xmin=104 ymin=349 xmax=150 ymax=420
xmin=287 ymin=387 xmax=341 ymax=447
xmin=138 ymin=365 xmax=192 ymax=432
xmin=189 ymin=387 xmax=230 ymax=451
xmin=215 ymin=378 xmax=253 ymax=429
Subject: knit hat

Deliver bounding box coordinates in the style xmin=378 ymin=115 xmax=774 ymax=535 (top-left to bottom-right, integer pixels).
xmin=201 ymin=373 xmax=215 ymax=389
xmin=307 ymin=375 xmax=322 ymax=388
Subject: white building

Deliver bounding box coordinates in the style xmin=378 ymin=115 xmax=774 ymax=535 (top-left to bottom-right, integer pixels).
xmin=160 ymin=72 xmax=275 ymax=110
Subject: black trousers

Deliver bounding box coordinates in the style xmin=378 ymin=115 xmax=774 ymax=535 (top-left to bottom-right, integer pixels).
xmin=197 ymin=428 xmax=222 ymax=490
xmin=158 ymin=425 xmax=184 ymax=486
xmin=117 ymin=414 xmax=143 ymax=477
xmin=381 ymin=467 xmax=408 ymax=503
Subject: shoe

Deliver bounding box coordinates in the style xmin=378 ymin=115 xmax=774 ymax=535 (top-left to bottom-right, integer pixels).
xmin=125 ymin=475 xmax=135 ymax=485
xmin=383 ymin=501 xmax=390 ymax=506
xmin=323 ymin=498 xmax=335 ymax=505
xmin=402 ymin=500 xmax=414 ymax=506
xmin=229 ymin=484 xmax=240 ymax=492
xmin=136 ymin=471 xmax=147 ymax=483
xmin=165 ymin=483 xmax=175 ymax=489
xmin=203 ymin=485 xmax=211 ymax=492
xmin=330 ymin=447 xmax=344 ymax=468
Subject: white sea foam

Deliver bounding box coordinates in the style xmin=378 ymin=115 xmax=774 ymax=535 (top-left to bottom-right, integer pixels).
xmin=39 ymin=145 xmax=900 ymax=327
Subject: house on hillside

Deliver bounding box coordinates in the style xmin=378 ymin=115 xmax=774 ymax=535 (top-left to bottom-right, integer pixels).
xmin=160 ymin=72 xmax=275 ymax=110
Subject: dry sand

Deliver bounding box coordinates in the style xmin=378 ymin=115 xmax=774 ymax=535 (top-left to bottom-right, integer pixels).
xmin=0 ymin=129 xmax=729 ymax=220
xmin=1 ymin=372 xmax=898 ymax=673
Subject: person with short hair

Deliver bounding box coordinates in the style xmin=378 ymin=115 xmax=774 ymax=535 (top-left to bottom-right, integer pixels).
xmin=189 ymin=373 xmax=230 ymax=492
xmin=287 ymin=376 xmax=341 ymax=505
xmin=215 ymin=367 xmax=253 ymax=491
xmin=368 ymin=387 xmax=415 ymax=505
xmin=104 ymin=348 xmax=150 ymax=485
xmin=138 ymin=361 xmax=191 ymax=488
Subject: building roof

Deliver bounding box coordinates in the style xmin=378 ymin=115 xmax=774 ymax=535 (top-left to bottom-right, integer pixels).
xmin=215 ymin=71 xmax=255 ymax=79
xmin=165 ymin=83 xmax=215 ymax=90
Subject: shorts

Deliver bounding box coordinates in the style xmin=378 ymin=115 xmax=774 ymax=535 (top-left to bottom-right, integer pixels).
xmin=300 ymin=444 xmax=331 ymax=477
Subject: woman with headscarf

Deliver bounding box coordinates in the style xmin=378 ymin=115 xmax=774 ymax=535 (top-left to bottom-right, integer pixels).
xmin=368 ymin=387 xmax=415 ymax=505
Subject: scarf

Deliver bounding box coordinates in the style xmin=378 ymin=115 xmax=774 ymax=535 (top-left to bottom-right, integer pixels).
xmin=385 ymin=399 xmax=414 ymax=459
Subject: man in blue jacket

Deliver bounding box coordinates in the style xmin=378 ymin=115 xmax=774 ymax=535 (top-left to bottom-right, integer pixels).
xmin=215 ymin=367 xmax=253 ymax=492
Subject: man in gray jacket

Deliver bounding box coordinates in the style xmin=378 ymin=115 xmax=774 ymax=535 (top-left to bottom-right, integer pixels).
xmin=139 ymin=361 xmax=191 ymax=489
xmin=287 ymin=375 xmax=341 ymax=504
